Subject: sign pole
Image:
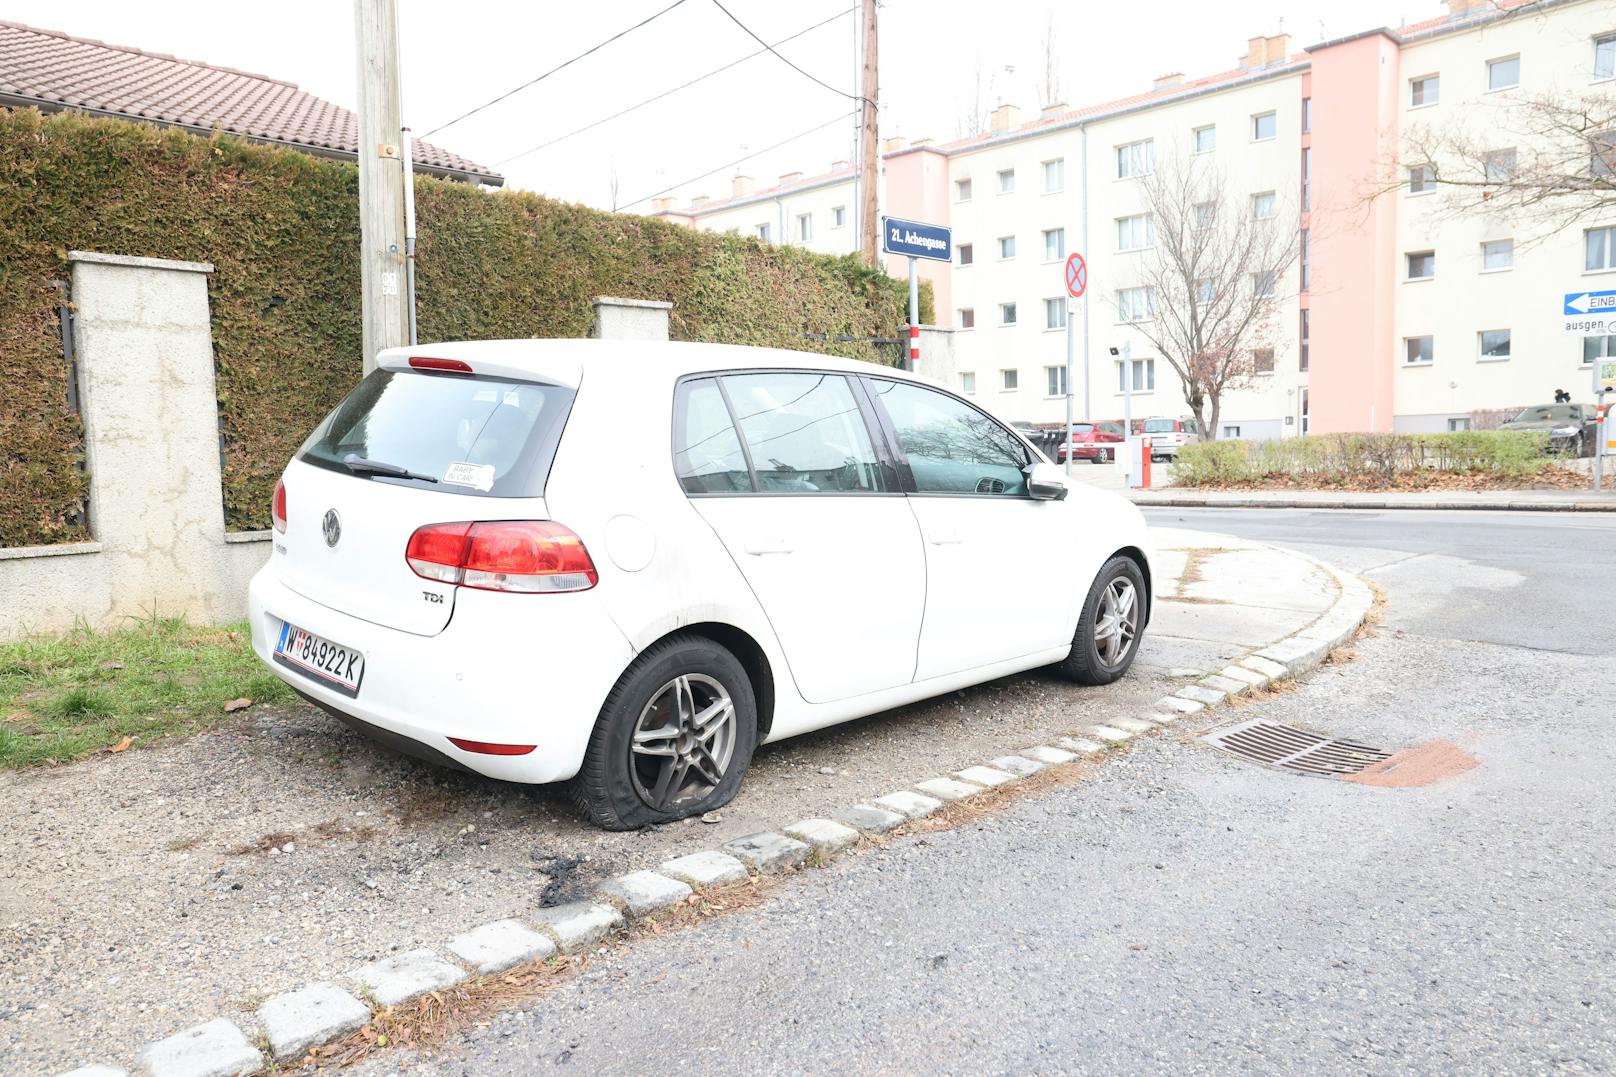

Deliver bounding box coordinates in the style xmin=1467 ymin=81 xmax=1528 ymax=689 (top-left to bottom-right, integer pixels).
xmin=1061 ymin=251 xmax=1087 ymax=476
xmin=1596 ymin=357 xmax=1604 ymax=493
xmin=1064 ymin=306 xmax=1075 ymax=476
xmin=907 ymin=255 xmax=919 ymax=372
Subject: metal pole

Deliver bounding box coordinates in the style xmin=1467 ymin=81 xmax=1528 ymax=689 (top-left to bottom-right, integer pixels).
xmin=1080 ymin=123 xmax=1091 ymax=423
xmin=1596 ymin=357 xmax=1605 ymax=492
xmin=401 ymin=125 xmax=418 ymax=347
xmin=354 ymin=0 xmax=409 ymax=372
xmin=1064 ymin=301 xmax=1075 ymax=475
xmin=907 ymin=255 xmax=919 ymax=372
xmin=1122 ymin=338 xmax=1134 ymax=437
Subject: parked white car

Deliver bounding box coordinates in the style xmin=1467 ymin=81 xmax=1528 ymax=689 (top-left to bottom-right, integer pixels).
xmin=1142 ymin=416 xmax=1202 ymax=461
xmin=249 ymin=340 xmax=1155 ymax=829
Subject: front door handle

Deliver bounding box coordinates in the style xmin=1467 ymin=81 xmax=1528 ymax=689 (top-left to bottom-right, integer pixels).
xmin=743 ymin=537 xmax=794 ymax=555
xmin=928 ymin=529 xmax=964 ymax=545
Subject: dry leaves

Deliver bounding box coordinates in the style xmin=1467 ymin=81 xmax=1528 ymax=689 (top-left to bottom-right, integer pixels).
xmin=222 ymin=698 xmax=253 ymax=713
xmin=107 ymin=735 xmax=132 ymax=753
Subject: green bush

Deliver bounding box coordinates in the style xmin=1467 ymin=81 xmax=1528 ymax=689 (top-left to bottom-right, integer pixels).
xmin=0 ymin=109 xmax=927 ymax=545
xmin=1173 ymin=430 xmax=1552 ymax=487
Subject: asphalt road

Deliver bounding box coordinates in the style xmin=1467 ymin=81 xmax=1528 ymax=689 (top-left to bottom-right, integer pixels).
xmin=360 ymin=510 xmax=1616 ymax=1076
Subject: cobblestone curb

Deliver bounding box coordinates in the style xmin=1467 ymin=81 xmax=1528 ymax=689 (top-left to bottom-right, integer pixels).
xmin=69 ymin=546 xmax=1373 ymax=1076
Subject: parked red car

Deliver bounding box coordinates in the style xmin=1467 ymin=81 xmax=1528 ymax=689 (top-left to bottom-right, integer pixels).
xmin=1056 ymin=421 xmax=1126 ymax=464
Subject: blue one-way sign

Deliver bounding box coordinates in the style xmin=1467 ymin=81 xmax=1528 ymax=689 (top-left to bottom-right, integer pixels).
xmin=882 ymin=216 xmax=952 ymax=262
xmin=1565 ymin=289 xmax=1616 ymax=315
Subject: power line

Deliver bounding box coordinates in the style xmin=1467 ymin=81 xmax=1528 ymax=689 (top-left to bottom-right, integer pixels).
xmin=708 ymin=0 xmax=863 ymax=103
xmin=618 ymin=111 xmax=856 ymax=211
xmin=493 ymin=7 xmax=853 ymax=169
xmin=419 ymin=0 xmax=693 ymax=139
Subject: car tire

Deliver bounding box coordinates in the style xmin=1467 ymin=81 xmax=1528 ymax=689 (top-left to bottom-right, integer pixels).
xmin=570 ymin=634 xmax=757 ymax=831
xmin=1098 ymin=448 xmax=1112 ymax=463
xmin=1059 ymin=555 xmax=1146 ymax=687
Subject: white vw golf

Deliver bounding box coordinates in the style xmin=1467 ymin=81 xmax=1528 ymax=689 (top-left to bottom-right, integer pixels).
xmin=249 ymin=340 xmax=1154 ymax=829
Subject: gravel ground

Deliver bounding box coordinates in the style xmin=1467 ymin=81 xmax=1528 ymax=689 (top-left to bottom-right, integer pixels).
xmin=351 ymin=512 xmax=1616 ymax=1076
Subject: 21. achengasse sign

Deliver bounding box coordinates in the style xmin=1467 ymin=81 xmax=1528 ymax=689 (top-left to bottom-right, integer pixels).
xmin=881 ymin=216 xmax=952 ymax=262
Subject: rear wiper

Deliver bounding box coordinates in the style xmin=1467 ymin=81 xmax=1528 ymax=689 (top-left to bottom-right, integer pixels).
xmin=341 ymin=454 xmax=439 ymax=483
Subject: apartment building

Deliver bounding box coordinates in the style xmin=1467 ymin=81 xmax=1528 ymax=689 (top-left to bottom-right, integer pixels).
xmin=652 ymin=0 xmax=1614 ymax=436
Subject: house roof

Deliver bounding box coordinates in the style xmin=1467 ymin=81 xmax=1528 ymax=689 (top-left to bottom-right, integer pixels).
xmin=0 ymin=20 xmax=502 ymax=185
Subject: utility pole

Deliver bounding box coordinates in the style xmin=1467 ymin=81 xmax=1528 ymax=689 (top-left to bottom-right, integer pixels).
xmin=859 ymin=0 xmax=879 ymax=268
xmin=354 ymin=0 xmax=409 ymax=372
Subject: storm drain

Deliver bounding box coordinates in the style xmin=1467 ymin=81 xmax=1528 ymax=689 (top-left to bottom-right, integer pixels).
xmin=1203 ymin=719 xmax=1392 ymax=777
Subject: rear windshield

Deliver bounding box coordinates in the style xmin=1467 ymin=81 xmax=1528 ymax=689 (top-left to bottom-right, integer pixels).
xmin=298 ymin=370 xmax=574 ymax=497
xmin=1071 ymin=423 xmax=1095 ymax=433
xmin=1143 ymin=419 xmax=1176 ymax=433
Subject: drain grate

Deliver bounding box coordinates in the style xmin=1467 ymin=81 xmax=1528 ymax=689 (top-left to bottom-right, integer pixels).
xmin=1203 ymin=719 xmax=1392 ymax=777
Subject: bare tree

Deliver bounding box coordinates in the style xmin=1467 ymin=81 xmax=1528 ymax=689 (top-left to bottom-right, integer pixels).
xmin=1040 ymin=13 xmax=1065 ymax=109
xmin=606 ymin=157 xmax=622 ymax=213
xmin=955 ymin=55 xmax=997 ymax=138
xmin=1111 ymin=153 xmax=1301 ymax=439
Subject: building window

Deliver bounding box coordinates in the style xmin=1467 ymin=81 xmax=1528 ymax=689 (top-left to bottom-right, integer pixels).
xmin=1302 ymin=97 xmax=1311 ymax=133
xmin=1193 ymin=125 xmax=1216 ymax=153
xmin=1410 ymin=74 xmax=1440 ymax=107
xmin=1301 ymin=147 xmax=1311 ymax=209
xmin=998 ymin=168 xmax=1016 ymax=194
xmin=1447 ymin=417 xmax=1471 ymax=432
xmin=1117 ymin=214 xmax=1156 ymax=251
xmin=1587 ymin=226 xmax=1616 ymax=270
xmin=797 ymin=213 xmax=813 ymax=241
xmin=1043 ymin=227 xmax=1066 ymax=261
xmin=1196 ymin=277 xmax=1215 ymax=303
xmin=831 ymin=205 xmax=846 ymax=228
xmin=756 ymin=222 xmax=771 ymax=242
xmin=958 ymin=307 xmax=975 ymax=329
xmin=1407 ymin=251 xmax=1436 ymax=280
xmin=1482 ymin=238 xmax=1514 ymax=271
xmin=1479 ymin=329 xmax=1512 ymax=360
xmin=1252 ymin=111 xmax=1277 ymax=141
xmin=958 ymin=242 xmax=974 ymax=266
xmin=1046 ymin=365 xmax=1068 ymax=396
xmin=1117 ymin=357 xmax=1156 ymax=392
xmin=999 ymin=302 xmax=1018 ymax=326
xmin=955 ymin=177 xmax=973 ymax=201
xmin=1408 ymin=164 xmax=1436 ymax=194
xmin=1598 ymin=34 xmax=1616 ymax=80
xmin=1251 ymin=191 xmax=1277 ymax=220
xmin=1300 ymin=309 xmax=1310 ymax=371
xmin=998 ymin=235 xmax=1016 ymax=259
xmin=1252 ymin=270 xmax=1278 ymax=298
xmin=1194 ymin=202 xmax=1216 ymax=229
xmin=1221 ymin=425 xmax=1242 ymax=439
xmin=1405 ymin=335 xmax=1435 ymax=365
xmin=1488 ymin=55 xmax=1520 ymax=91
xmin=1485 ymin=148 xmax=1517 ymax=183
xmin=1045 ymin=297 xmax=1067 ymax=330
xmin=1253 ymin=348 xmax=1276 ymax=373
xmin=1001 ymin=368 xmax=1019 ymax=391
xmin=1043 ymin=158 xmax=1064 ymax=192
xmin=1301 ymin=228 xmax=1310 ymax=292
xmin=1117 ymin=286 xmax=1156 ymax=322
xmin=1116 ymin=139 xmax=1155 ymax=178
xmin=1585 ymin=334 xmax=1616 ymax=364
xmin=960 ymin=371 xmax=976 ymax=394
xmin=1593 ymin=131 xmax=1616 ymax=178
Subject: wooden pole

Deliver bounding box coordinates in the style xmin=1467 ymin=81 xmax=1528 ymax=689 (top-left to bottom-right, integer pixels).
xmin=859 ymin=0 xmax=879 ymax=268
xmin=354 ymin=0 xmax=409 ymax=372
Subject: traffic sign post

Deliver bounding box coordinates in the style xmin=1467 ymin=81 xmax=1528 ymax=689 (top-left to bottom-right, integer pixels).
xmin=1567 ymin=292 xmax=1616 ymax=490
xmin=1063 ymin=253 xmax=1087 ymax=475
xmin=883 ymin=217 xmax=952 ymax=372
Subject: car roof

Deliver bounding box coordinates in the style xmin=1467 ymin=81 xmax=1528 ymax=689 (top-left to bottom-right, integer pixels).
xmin=376 ymin=339 xmax=940 ymax=393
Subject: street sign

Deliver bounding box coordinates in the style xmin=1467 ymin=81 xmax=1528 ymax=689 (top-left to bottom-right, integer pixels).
xmin=1064 ymin=252 xmax=1087 ymax=298
xmin=1601 ymin=359 xmax=1616 ymax=392
xmin=1563 ymin=289 xmax=1616 ymax=335
xmin=881 ymin=216 xmax=952 ymax=262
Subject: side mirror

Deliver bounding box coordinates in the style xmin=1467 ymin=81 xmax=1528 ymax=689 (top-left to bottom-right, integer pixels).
xmin=1025 ymin=461 xmax=1068 ymax=501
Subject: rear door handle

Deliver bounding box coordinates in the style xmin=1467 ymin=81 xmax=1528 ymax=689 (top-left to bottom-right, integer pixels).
xmin=743 ymin=537 xmax=794 ymax=555
xmin=928 ymin=529 xmax=964 ymax=546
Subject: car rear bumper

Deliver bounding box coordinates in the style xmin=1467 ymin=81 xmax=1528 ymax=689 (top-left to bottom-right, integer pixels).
xmin=248 ymin=565 xmax=637 ymax=784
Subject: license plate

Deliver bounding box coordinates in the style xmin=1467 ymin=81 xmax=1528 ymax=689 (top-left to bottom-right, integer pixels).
xmin=274 ymin=621 xmax=365 ymax=697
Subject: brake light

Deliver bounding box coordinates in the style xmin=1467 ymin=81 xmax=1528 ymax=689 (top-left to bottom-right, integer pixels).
xmin=273 ymin=478 xmax=287 ymax=534
xmin=408 ymin=356 xmax=474 ymax=373
xmin=449 ymin=737 xmax=537 ymax=756
xmin=405 ymin=521 xmax=597 ymax=592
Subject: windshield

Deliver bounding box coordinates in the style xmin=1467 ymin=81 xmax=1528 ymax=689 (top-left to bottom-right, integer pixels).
xmin=298 ymin=370 xmax=574 ymax=497
xmin=1143 ymin=419 xmax=1177 ymax=433
xmin=1509 ymin=405 xmax=1579 ymax=423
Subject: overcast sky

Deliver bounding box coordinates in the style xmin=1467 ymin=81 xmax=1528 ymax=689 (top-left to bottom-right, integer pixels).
xmin=7 ymin=0 xmax=1429 ymax=209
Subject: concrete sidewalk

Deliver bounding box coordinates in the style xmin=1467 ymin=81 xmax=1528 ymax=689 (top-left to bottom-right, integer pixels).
xmin=1130 ymin=487 xmax=1616 ymax=512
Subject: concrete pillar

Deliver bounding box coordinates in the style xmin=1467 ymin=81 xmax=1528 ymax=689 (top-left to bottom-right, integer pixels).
xmin=589 ymin=297 xmax=672 ymax=341
xmin=914 ymin=324 xmax=956 ymax=385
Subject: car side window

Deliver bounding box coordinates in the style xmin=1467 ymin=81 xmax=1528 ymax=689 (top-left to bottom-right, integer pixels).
xmin=673 ymin=379 xmax=752 ymax=494
xmin=721 ymin=372 xmax=886 ymax=493
xmin=865 ymin=379 xmax=1029 ymax=496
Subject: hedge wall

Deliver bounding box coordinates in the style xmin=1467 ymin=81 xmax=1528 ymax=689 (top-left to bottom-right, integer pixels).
xmin=0 ymin=108 xmax=928 ymax=545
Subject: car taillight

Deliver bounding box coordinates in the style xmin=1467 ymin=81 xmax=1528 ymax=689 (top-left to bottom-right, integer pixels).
xmin=405 ymin=521 xmax=597 ymax=593
xmin=448 ymin=737 xmax=537 ymax=756
xmin=272 ymin=478 xmax=287 ymax=534
xmin=408 ymin=356 xmax=474 ymax=373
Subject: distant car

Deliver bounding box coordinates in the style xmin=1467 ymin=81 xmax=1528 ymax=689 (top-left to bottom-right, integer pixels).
xmin=1056 ymin=422 xmax=1126 ymax=464
xmin=1142 ymin=417 xmax=1202 ymax=461
xmin=1499 ymin=404 xmax=1597 ymax=457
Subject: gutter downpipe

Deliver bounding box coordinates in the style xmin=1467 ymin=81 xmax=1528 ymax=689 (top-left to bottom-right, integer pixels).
xmin=402 ymin=125 xmax=419 ymax=347
xmin=1080 ymin=121 xmax=1091 ymax=426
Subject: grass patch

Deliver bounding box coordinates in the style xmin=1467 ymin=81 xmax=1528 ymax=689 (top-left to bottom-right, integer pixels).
xmin=0 ymin=617 xmax=289 ymax=768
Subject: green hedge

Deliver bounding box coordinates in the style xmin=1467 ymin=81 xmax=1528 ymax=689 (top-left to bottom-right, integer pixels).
xmin=0 ymin=109 xmax=927 ymax=545
xmin=1173 ymin=431 xmax=1553 ymax=487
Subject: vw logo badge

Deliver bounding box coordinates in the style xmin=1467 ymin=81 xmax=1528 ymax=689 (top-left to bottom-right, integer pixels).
xmin=322 ymin=509 xmax=342 ymax=548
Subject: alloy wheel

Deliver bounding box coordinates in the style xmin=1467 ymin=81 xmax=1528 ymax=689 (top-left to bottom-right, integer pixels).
xmin=629 ymin=673 xmax=737 ymax=811
xmin=1093 ymin=577 xmax=1139 ymax=667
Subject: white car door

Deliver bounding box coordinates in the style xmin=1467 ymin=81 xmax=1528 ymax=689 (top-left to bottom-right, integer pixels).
xmin=676 ymin=371 xmax=926 ymax=705
xmin=862 ymin=377 xmax=1083 ymax=682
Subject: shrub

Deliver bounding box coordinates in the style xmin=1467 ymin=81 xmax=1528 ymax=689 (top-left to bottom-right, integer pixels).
xmin=1173 ymin=430 xmax=1551 ymax=486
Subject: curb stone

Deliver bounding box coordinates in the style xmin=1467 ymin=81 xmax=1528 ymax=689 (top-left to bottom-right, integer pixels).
xmin=953 ymin=764 xmax=1018 ymax=787
xmin=1200 ymin=674 xmax=1251 ymax=696
xmin=722 ymin=832 xmax=811 ymax=874
xmin=988 ymin=755 xmax=1044 ymax=777
xmin=598 ymin=871 xmax=693 ymax=920
xmin=1085 ymin=725 xmax=1132 ymax=743
xmin=783 ymin=818 xmax=863 ymax=854
xmin=869 ymin=790 xmax=943 ymax=820
xmin=350 ymin=948 xmax=466 ymax=1009
xmin=447 ymin=919 xmax=557 ymax=974
xmin=1106 ymin=718 xmax=1155 ymax=735
xmin=84 ymin=537 xmax=1374 ymax=1075
xmin=257 ymin=981 xmax=370 ymax=1062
